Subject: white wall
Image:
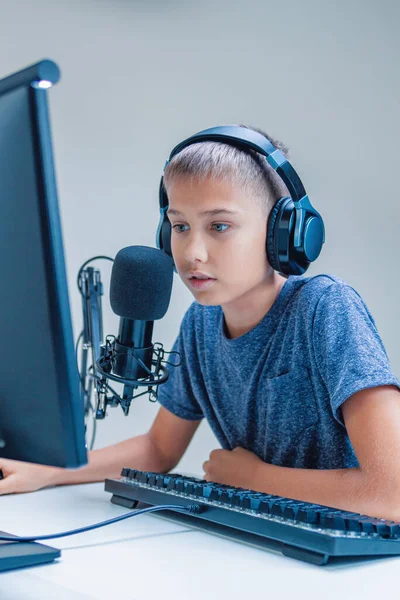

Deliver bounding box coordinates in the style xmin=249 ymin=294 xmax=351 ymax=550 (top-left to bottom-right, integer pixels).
xmin=0 ymin=0 xmax=399 ymax=475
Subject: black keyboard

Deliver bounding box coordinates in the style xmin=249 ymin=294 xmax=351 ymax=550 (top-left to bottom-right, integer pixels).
xmin=104 ymin=469 xmax=400 ymax=566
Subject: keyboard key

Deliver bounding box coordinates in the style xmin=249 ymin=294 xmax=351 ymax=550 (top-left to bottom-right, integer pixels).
xmin=259 ymin=500 xmax=271 ymax=515
xmin=270 ymin=502 xmax=285 ymax=517
xmin=240 ymin=496 xmax=251 ymax=509
xmin=296 ymin=506 xmax=319 ymax=525
xmin=220 ymin=490 xmax=233 ymax=504
xmin=231 ymin=493 xmax=244 ymax=507
xmin=359 ymin=518 xmax=376 ymax=534
xmin=344 ymin=515 xmax=362 ymax=532
xmin=320 ymin=512 xmax=347 ymax=531
xmin=249 ymin=497 xmax=262 ymax=511
xmin=282 ymin=505 xmax=296 ymax=520
xmin=184 ymin=482 xmax=195 ymax=494
xmin=175 ymin=479 xmax=185 ymax=492
xmin=202 ymin=485 xmax=214 ymax=499
xmin=148 ymin=474 xmax=158 ymax=486
xmin=369 ymin=519 xmax=392 ymax=537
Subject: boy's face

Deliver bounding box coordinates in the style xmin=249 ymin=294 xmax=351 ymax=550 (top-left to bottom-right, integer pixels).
xmin=166 ymin=175 xmax=272 ymax=307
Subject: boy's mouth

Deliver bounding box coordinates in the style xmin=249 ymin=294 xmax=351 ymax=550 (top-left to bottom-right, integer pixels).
xmin=188 ymin=277 xmax=216 ymax=290
xmin=186 ymin=271 xmax=216 ymax=280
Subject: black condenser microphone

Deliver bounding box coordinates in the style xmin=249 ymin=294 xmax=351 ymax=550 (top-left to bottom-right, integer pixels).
xmin=94 ymin=246 xmax=177 ymax=418
xmin=110 ymin=245 xmax=174 ymax=380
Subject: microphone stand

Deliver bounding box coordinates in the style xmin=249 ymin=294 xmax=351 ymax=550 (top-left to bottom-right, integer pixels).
xmin=78 ymin=267 xmax=104 ymax=418
xmin=77 ymin=258 xmax=180 ymax=426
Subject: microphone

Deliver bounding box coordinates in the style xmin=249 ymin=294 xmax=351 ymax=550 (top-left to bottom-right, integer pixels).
xmin=94 ymin=246 xmax=178 ymax=418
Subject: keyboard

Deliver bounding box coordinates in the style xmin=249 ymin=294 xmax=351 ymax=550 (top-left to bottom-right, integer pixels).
xmin=104 ymin=469 xmax=400 ymax=566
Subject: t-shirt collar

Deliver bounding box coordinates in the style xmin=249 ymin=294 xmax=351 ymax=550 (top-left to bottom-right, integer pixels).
xmin=219 ymin=275 xmax=303 ymax=349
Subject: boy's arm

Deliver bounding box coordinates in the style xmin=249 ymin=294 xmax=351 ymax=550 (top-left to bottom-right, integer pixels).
xmin=226 ymin=284 xmax=400 ymax=519
xmin=205 ymin=385 xmax=400 ymax=521
xmin=0 ymin=406 xmax=201 ymax=494
xmin=56 ymin=405 xmax=201 ymax=485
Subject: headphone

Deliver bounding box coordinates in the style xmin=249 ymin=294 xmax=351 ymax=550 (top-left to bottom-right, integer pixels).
xmin=156 ymin=125 xmax=325 ymax=276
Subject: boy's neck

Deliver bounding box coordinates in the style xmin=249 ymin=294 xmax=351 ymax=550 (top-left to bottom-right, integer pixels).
xmin=222 ymin=271 xmax=288 ymax=340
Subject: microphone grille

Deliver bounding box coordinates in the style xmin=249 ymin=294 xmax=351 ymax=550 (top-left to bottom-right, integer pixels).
xmin=110 ymin=246 xmax=174 ymax=320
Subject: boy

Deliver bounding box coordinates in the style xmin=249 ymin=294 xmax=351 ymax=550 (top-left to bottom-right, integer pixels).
xmin=1 ymin=126 xmax=400 ymax=522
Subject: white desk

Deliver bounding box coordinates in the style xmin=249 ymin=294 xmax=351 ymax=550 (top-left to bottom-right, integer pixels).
xmin=0 ymin=482 xmax=398 ymax=600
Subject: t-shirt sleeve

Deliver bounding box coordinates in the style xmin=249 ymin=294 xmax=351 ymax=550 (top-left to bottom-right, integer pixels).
xmin=312 ymin=282 xmax=400 ymax=426
xmin=157 ymin=307 xmax=204 ymax=421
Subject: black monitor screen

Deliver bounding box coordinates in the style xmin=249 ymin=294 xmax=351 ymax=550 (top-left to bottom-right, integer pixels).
xmin=0 ymin=60 xmax=87 ymax=468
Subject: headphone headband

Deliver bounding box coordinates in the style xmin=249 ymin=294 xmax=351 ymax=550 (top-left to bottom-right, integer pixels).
xmin=163 ymin=125 xmax=306 ymax=205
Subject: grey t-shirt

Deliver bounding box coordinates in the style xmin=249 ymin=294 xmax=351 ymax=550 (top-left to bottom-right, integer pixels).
xmin=157 ymin=274 xmax=400 ymax=469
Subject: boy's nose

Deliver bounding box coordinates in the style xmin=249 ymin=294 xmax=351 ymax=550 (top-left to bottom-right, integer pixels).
xmin=183 ymin=234 xmax=208 ymax=264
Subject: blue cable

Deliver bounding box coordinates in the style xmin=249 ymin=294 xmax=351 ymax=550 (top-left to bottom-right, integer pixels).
xmin=0 ymin=503 xmax=204 ymax=543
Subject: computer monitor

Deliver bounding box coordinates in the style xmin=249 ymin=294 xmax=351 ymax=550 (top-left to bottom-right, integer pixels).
xmin=0 ymin=59 xmax=87 ymax=468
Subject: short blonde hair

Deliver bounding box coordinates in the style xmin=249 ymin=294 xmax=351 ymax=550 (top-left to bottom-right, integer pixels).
xmin=163 ymin=124 xmax=290 ymax=218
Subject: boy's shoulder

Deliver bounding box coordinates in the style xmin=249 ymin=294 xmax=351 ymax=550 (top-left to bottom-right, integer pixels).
xmin=297 ymin=272 xmax=351 ymax=293
xmin=295 ymin=273 xmax=356 ymax=301
xmin=297 ymin=273 xmax=367 ymax=308
xmin=290 ymin=273 xmax=371 ymax=321
xmin=296 ymin=273 xmax=378 ymax=337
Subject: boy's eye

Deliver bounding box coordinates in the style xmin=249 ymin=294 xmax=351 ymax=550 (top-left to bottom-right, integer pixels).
xmin=172 ymin=224 xmax=189 ymax=233
xmin=211 ymin=223 xmax=229 ymax=233
xmin=171 ymin=223 xmax=230 ymax=233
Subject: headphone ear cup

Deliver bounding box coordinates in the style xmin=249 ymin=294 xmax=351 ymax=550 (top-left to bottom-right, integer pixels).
xmin=266 ymin=196 xmax=292 ymax=272
xmin=160 ymin=216 xmax=172 ymax=257
xmin=159 ymin=215 xmax=178 ymax=273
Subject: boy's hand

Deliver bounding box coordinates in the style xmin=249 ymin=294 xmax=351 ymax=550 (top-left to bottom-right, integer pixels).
xmin=202 ymin=447 xmax=264 ymax=489
xmin=0 ymin=458 xmax=59 ymax=495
